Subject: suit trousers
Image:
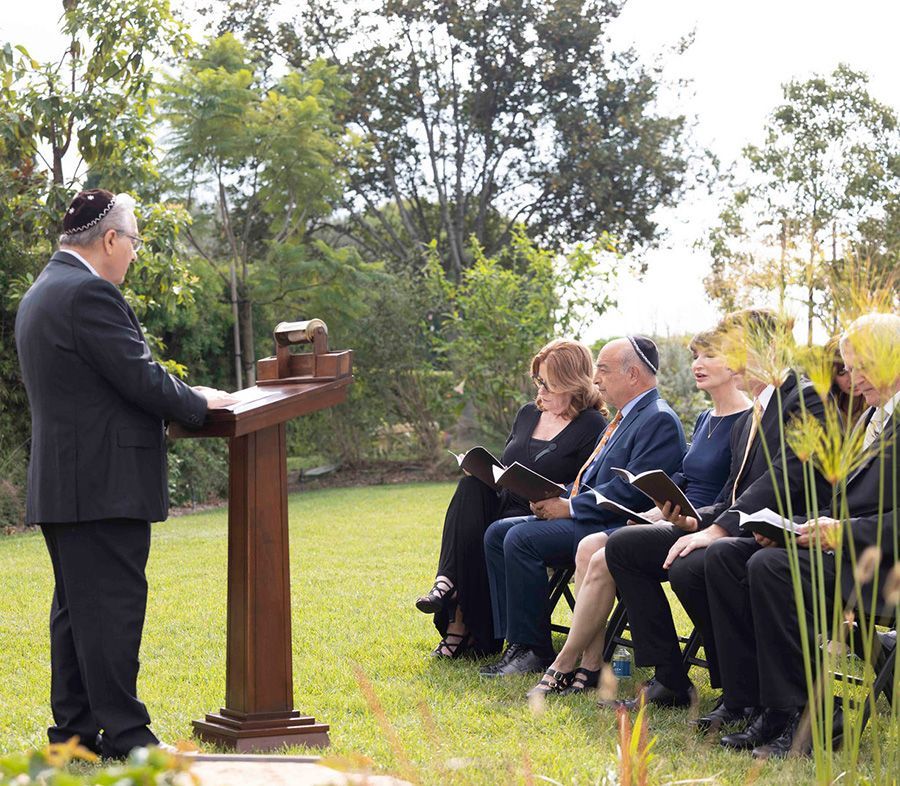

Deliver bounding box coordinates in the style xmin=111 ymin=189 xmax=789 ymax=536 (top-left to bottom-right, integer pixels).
xmin=41 ymin=519 xmax=158 ymax=757
xmin=748 ymin=547 xmax=837 ymax=709
xmin=484 ymin=515 xmax=611 ymax=655
xmin=605 ymin=524 xmax=721 ymax=691
xmin=704 ymin=537 xmax=765 ymax=707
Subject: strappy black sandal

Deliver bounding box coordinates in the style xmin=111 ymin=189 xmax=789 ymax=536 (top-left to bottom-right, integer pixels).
xmin=415 ymin=577 xmax=455 ymax=614
xmin=526 ymin=667 xmax=576 ymax=698
xmin=430 ymin=631 xmax=471 ymax=659
xmin=560 ymin=666 xmax=602 ymax=695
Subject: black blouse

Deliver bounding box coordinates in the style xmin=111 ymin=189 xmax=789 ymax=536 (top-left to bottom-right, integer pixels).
xmin=497 ymin=402 xmax=608 ymax=516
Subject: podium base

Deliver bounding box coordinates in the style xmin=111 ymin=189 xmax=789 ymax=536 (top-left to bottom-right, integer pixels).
xmin=193 ymin=708 xmax=330 ymax=752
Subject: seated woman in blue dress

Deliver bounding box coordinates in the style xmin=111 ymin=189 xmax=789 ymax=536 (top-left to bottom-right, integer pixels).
xmin=415 ymin=339 xmax=608 ymax=658
xmin=527 ymin=327 xmax=751 ymax=696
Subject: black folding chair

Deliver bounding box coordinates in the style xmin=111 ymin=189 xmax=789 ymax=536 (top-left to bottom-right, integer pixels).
xmin=547 ymin=565 xmax=576 ymax=635
xmin=831 ymin=619 xmax=896 ymax=734
xmin=601 ymin=597 xmax=709 ymax=670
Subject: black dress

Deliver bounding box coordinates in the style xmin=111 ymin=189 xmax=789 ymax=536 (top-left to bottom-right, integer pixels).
xmin=433 ymin=402 xmax=607 ymax=653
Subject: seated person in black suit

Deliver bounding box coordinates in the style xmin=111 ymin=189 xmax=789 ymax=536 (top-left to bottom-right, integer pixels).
xmin=526 ymin=326 xmax=750 ymax=697
xmin=705 ymin=311 xmax=898 ymax=758
xmin=415 ymin=339 xmax=607 ymax=658
xmin=605 ymin=309 xmax=830 ymax=710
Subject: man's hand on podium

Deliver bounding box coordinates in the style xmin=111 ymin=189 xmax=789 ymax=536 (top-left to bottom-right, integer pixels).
xmin=193 ymin=385 xmax=240 ymax=409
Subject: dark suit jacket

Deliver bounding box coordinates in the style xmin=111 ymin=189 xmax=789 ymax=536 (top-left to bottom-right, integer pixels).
xmin=836 ymin=411 xmax=897 ymax=616
xmin=569 ymin=388 xmax=686 ymax=527
xmin=696 ymin=373 xmax=830 ymax=536
xmin=15 ymin=251 xmax=208 ymax=524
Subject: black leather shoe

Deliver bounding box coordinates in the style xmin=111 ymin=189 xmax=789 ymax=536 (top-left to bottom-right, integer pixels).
xmin=720 ymin=707 xmax=794 ymax=750
xmin=480 ymin=645 xmax=553 ymax=678
xmin=614 ymin=678 xmax=696 ymax=710
xmin=752 ymin=707 xmax=843 ymax=759
xmin=691 ymin=697 xmax=754 ymax=731
xmin=479 ymin=643 xmax=523 ymax=676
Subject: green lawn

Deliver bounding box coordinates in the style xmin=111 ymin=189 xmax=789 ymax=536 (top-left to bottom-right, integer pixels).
xmin=0 ymin=482 xmax=891 ymax=784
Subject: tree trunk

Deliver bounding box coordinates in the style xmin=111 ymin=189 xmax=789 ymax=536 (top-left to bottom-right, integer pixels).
xmin=229 ymin=259 xmax=244 ymax=390
xmin=240 ymin=297 xmax=256 ymax=387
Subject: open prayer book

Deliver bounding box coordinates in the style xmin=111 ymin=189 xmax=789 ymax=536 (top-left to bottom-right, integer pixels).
xmin=586 ymin=488 xmax=657 ymax=525
xmin=737 ymin=508 xmax=802 ymax=545
xmin=491 ymin=462 xmax=566 ymax=502
xmin=448 ymin=446 xmax=504 ymax=490
xmin=611 ymin=467 xmax=701 ymax=521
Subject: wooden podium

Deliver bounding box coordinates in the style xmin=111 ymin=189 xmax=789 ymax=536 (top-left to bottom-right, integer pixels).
xmin=171 ymin=320 xmax=352 ymax=752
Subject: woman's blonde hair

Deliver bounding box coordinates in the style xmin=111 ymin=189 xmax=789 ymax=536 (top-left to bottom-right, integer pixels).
xmin=689 ymin=329 xmax=721 ymax=355
xmin=531 ymin=338 xmax=607 ymax=419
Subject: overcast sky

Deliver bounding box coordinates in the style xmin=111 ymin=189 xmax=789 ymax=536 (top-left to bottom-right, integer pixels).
xmin=2 ymin=0 xmax=898 ymax=340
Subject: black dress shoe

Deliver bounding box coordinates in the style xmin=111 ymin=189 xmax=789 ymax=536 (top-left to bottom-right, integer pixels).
xmin=479 ymin=643 xmax=523 ymax=676
xmin=752 ymin=706 xmax=843 ymax=759
xmin=691 ymin=697 xmax=753 ymax=731
xmin=614 ymin=678 xmax=696 ymax=710
xmin=720 ymin=707 xmax=795 ymax=750
xmin=480 ymin=645 xmax=553 ymax=678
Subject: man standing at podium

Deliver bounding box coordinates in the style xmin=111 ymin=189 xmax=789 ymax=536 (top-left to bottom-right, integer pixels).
xmin=15 ymin=190 xmax=234 ymax=759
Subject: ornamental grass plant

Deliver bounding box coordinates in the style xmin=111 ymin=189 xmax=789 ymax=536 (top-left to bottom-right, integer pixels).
xmin=720 ymin=291 xmax=898 ymax=783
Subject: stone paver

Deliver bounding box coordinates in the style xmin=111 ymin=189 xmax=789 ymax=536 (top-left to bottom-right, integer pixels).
xmin=186 ymin=758 xmax=411 ymax=786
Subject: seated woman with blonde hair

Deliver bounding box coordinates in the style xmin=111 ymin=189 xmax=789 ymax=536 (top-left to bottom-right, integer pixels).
xmin=416 ymin=339 xmax=608 ymax=658
xmin=527 ymin=328 xmax=750 ymax=696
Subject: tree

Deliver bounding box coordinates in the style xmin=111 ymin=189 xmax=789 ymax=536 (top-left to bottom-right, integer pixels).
xmin=0 ymin=0 xmax=197 ymax=524
xmin=704 ymin=65 xmax=900 ymax=342
xmin=161 ymin=34 xmax=380 ymax=387
xmin=210 ymin=0 xmax=692 ymax=277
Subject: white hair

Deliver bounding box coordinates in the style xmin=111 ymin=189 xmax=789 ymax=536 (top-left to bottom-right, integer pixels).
xmin=58 ymin=193 xmax=137 ymax=248
xmin=839 ymin=312 xmax=900 ymax=358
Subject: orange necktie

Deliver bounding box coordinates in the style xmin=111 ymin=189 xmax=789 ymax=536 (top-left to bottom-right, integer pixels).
xmin=572 ymin=410 xmax=623 ymax=492
xmin=732 ymin=399 xmax=763 ymax=504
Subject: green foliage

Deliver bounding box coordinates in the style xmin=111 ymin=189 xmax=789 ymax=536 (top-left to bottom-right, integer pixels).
xmin=161 ymin=34 xmax=376 ymax=388
xmin=427 ymin=228 xmax=619 ymax=440
xmin=0 ymin=742 xmax=191 ymax=785
xmin=288 ymin=268 xmax=461 ymax=465
xmin=166 ymin=438 xmax=229 ymax=508
xmin=704 ymin=65 xmax=900 ymax=342
xmin=217 ymin=0 xmax=691 ymax=276
xmin=0 ymin=1 xmax=202 ymax=518
xmin=654 ymin=335 xmax=707 ymax=434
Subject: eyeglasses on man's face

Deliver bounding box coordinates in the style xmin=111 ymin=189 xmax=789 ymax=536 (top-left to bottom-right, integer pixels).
xmin=532 ymin=374 xmax=553 ymax=393
xmin=116 ymin=230 xmax=143 ymax=252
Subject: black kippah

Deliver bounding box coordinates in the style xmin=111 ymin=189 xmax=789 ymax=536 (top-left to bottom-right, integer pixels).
xmin=63 ymin=189 xmax=116 ymax=235
xmin=627 ymin=335 xmax=659 ymax=374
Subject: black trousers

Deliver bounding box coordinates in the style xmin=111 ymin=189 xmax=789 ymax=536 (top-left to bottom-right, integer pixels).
xmin=41 ymin=519 xmax=158 ymax=757
xmin=433 ymin=477 xmax=524 ymax=654
xmin=605 ymin=524 xmax=721 ymax=691
xmin=704 ymin=537 xmax=765 ymax=707
xmin=751 ymin=547 xmax=837 ymax=709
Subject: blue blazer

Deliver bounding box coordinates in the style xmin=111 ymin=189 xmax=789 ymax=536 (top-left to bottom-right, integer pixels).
xmin=568 ymin=388 xmax=686 ymax=527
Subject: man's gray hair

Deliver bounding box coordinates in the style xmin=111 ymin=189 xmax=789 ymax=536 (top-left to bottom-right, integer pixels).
xmin=59 ymin=193 xmax=137 ymax=248
xmin=619 ymin=342 xmax=655 ymax=378
xmin=839 ymin=312 xmax=900 ymax=358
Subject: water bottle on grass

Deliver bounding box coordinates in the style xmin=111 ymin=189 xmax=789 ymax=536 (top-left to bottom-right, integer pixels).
xmin=612 ymin=644 xmax=632 ymax=678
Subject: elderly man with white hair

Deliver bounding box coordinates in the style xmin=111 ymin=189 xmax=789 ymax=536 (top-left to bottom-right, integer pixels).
xmin=15 ymin=189 xmax=234 ymax=758
xmin=704 ymin=311 xmax=899 ymax=759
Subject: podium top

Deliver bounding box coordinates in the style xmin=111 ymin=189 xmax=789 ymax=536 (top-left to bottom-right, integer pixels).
xmin=170 ymin=376 xmax=352 ymax=439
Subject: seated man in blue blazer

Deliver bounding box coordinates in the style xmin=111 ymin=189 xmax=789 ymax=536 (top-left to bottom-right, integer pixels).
xmin=481 ymin=336 xmax=687 ymax=676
